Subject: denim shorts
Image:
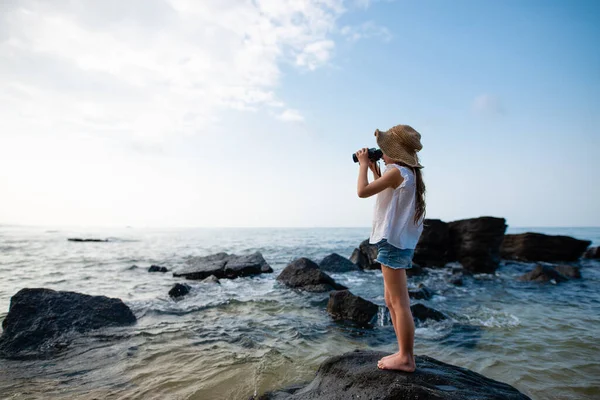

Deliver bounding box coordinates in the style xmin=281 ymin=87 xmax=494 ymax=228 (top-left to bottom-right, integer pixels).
xmin=375 ymin=239 xmax=414 ymax=270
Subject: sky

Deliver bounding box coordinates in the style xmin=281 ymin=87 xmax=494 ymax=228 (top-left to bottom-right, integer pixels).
xmin=0 ymin=0 xmax=598 ymax=228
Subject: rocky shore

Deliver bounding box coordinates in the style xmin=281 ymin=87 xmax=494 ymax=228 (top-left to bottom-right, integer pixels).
xmin=0 ymin=216 xmax=595 ymax=398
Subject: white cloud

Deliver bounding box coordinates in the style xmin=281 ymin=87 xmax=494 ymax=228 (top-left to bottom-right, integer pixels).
xmin=341 ymin=21 xmax=392 ymax=42
xmin=277 ymin=109 xmax=305 ymax=122
xmin=472 ymin=94 xmax=506 ymax=115
xmin=0 ymin=0 xmax=349 ymax=144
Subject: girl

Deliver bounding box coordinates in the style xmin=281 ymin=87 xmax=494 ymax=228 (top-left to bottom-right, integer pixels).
xmin=355 ymin=124 xmax=425 ymax=372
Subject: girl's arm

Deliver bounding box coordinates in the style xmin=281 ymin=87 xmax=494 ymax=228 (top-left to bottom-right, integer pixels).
xmin=355 ymin=149 xmax=403 ymax=198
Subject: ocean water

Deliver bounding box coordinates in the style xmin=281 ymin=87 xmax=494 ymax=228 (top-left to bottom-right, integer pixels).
xmin=0 ymin=226 xmax=599 ymax=400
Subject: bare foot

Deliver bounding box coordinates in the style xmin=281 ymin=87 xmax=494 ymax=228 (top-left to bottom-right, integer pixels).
xmin=377 ymin=353 xmax=416 ymax=372
xmin=377 ymin=352 xmax=398 ymax=366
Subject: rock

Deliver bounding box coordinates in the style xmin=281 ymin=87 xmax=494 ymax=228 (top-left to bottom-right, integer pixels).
xmin=319 ymin=253 xmax=360 ymax=273
xmin=410 ymin=303 xmax=447 ymax=322
xmin=554 ymin=265 xmax=581 ymax=279
xmin=277 ymin=258 xmax=348 ymax=292
xmin=448 ymin=217 xmax=507 ymax=274
xmin=406 ymin=262 xmax=425 ymax=277
xmin=518 ymin=265 xmax=568 ymax=283
xmin=173 ymin=252 xmax=272 ymax=280
xmin=449 ymin=274 xmax=464 ymax=286
xmin=583 ymin=246 xmax=600 ymax=259
xmin=202 ymin=275 xmax=221 ymax=284
xmin=67 ymin=238 xmax=108 ymax=242
xmin=327 ymin=290 xmax=379 ymax=326
xmin=350 ymin=240 xmax=381 ymax=270
xmin=148 ymin=265 xmax=168 ymax=273
xmin=0 ymin=288 xmax=136 ymax=359
xmin=168 ymin=283 xmax=191 ymax=299
xmin=414 ymin=219 xmax=450 ymax=268
xmin=501 ymin=233 xmax=591 ymax=262
xmin=408 ymin=285 xmax=434 ymax=300
xmin=256 ymin=350 xmax=530 ymax=400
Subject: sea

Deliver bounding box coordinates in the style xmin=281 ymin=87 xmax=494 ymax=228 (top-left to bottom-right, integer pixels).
xmin=0 ymin=225 xmax=599 ymax=400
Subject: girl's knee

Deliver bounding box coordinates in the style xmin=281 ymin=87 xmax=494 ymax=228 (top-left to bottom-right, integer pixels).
xmin=389 ymin=293 xmax=410 ymax=309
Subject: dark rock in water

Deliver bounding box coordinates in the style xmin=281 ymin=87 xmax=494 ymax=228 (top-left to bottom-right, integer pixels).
xmin=327 ymin=290 xmax=379 ymax=326
xmin=255 ymin=350 xmax=530 ymax=400
xmin=583 ymin=246 xmax=600 ymax=259
xmin=148 ymin=265 xmax=168 ymax=273
xmin=518 ymin=265 xmax=568 ymax=283
xmin=277 ymin=258 xmax=347 ymax=292
xmin=448 ymin=217 xmax=507 ymax=274
xmin=169 ymin=283 xmax=191 ymax=299
xmin=0 ymin=288 xmax=136 ymax=359
xmin=501 ymin=232 xmax=591 ymax=262
xmin=414 ymin=219 xmax=450 ymax=268
xmin=406 ymin=262 xmax=425 ymax=277
xmin=408 ymin=285 xmax=434 ymax=300
xmin=319 ymin=253 xmax=360 ymax=273
xmin=350 ymin=240 xmax=380 ymax=270
xmin=67 ymin=238 xmax=108 ymax=242
xmin=449 ymin=274 xmax=464 ymax=286
xmin=554 ymin=264 xmax=581 ymax=279
xmin=202 ymin=275 xmax=221 ymax=284
xmin=173 ymin=252 xmax=272 ymax=280
xmin=410 ymin=303 xmax=447 ymax=322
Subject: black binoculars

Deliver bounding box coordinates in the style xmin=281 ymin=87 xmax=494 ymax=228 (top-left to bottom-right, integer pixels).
xmin=352 ymin=148 xmax=383 ymax=163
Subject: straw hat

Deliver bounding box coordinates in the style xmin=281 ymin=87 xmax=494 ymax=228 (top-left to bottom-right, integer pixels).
xmin=374 ymin=124 xmax=423 ymax=168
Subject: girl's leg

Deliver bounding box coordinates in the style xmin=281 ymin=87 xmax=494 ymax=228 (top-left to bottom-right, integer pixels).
xmin=379 ymin=280 xmax=401 ymax=364
xmin=377 ymin=265 xmax=415 ymax=372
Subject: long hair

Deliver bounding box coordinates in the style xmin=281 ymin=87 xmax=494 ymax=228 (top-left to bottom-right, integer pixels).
xmin=395 ymin=161 xmax=426 ymax=225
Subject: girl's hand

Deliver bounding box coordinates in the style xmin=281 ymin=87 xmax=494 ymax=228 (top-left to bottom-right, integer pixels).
xmin=369 ymin=160 xmax=381 ymax=178
xmin=355 ymin=148 xmax=369 ymax=165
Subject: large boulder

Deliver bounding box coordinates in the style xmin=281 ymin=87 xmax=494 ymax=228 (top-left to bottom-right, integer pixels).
xmin=408 ymin=285 xmax=434 ymax=300
xmin=0 ymin=288 xmax=136 ymax=359
xmin=327 ymin=290 xmax=379 ymax=326
xmin=277 ymin=258 xmax=347 ymax=292
xmin=350 ymin=240 xmax=380 ymax=270
xmin=410 ymin=304 xmax=447 ymax=323
xmin=256 ymin=350 xmax=530 ymax=400
xmin=319 ymin=253 xmax=360 ymax=273
xmin=501 ymin=233 xmax=591 ymax=262
xmin=173 ymin=252 xmax=273 ymax=280
xmin=448 ymin=217 xmax=507 ymax=273
xmin=518 ymin=265 xmax=568 ymax=283
xmin=583 ymin=246 xmax=600 ymax=259
xmin=414 ymin=219 xmax=450 ymax=268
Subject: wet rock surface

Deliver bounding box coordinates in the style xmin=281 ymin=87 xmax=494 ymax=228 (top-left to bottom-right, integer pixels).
xmin=319 ymin=253 xmax=360 ymax=273
xmin=583 ymin=246 xmax=600 ymax=259
xmin=518 ymin=265 xmax=568 ymax=283
xmin=277 ymin=258 xmax=347 ymax=292
xmin=256 ymin=350 xmax=530 ymax=400
xmin=501 ymin=233 xmax=591 ymax=262
xmin=148 ymin=265 xmax=168 ymax=273
xmin=0 ymin=288 xmax=136 ymax=359
xmin=414 ymin=219 xmax=450 ymax=268
xmin=173 ymin=252 xmax=273 ymax=280
xmin=327 ymin=290 xmax=379 ymax=326
xmin=168 ymin=283 xmax=191 ymax=299
xmin=350 ymin=240 xmax=380 ymax=270
xmin=410 ymin=303 xmax=447 ymax=323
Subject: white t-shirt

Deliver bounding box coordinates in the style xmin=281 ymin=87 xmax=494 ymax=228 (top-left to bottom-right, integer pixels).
xmin=369 ymin=164 xmax=424 ymax=249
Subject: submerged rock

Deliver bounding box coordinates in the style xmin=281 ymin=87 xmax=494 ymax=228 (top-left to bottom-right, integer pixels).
xmin=277 ymin=258 xmax=347 ymax=292
xmin=583 ymin=246 xmax=600 ymax=259
xmin=202 ymin=275 xmax=221 ymax=284
xmin=518 ymin=265 xmax=568 ymax=283
xmin=173 ymin=252 xmax=273 ymax=280
xmin=350 ymin=240 xmax=380 ymax=270
xmin=501 ymin=233 xmax=591 ymax=262
xmin=67 ymin=238 xmax=108 ymax=242
xmin=554 ymin=264 xmax=581 ymax=279
xmin=414 ymin=219 xmax=450 ymax=268
xmin=408 ymin=285 xmax=434 ymax=300
xmin=410 ymin=303 xmax=447 ymax=323
xmin=449 ymin=274 xmax=464 ymax=286
xmin=168 ymin=283 xmax=191 ymax=299
xmin=148 ymin=265 xmax=168 ymax=273
xmin=448 ymin=217 xmax=507 ymax=274
xmin=319 ymin=253 xmax=360 ymax=273
xmin=0 ymin=288 xmax=136 ymax=359
xmin=256 ymin=350 xmax=530 ymax=400
xmin=327 ymin=290 xmax=379 ymax=326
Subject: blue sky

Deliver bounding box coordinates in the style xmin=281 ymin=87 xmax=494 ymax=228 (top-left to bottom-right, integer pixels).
xmin=0 ymin=0 xmax=598 ymax=228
